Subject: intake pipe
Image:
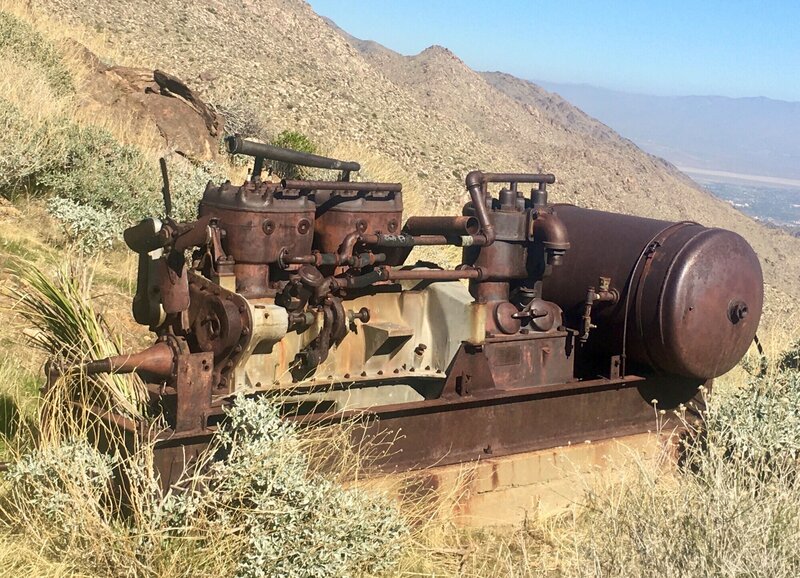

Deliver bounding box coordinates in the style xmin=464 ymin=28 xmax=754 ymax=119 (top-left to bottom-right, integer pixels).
xmin=226 ymin=135 xmax=361 ymax=181
xmin=465 ymin=171 xmax=496 ymax=246
xmin=531 ymin=211 xmax=570 ymax=253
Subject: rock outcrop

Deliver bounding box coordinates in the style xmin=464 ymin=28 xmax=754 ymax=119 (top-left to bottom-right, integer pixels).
xmin=74 ymin=44 xmax=223 ymax=161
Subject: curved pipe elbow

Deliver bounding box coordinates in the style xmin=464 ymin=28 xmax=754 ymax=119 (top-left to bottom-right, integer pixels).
xmin=532 ymin=211 xmax=570 ymax=252
xmin=337 ymin=231 xmax=362 ymax=264
xmin=465 ymin=171 xmax=496 ymax=246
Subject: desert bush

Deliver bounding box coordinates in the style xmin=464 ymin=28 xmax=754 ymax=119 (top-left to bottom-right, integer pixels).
xmin=708 ymin=371 xmax=800 ymax=469
xmin=270 ymin=129 xmax=317 ymax=179
xmin=778 ymin=339 xmax=800 ymax=372
xmin=0 ymin=394 xmax=408 ymax=578
xmin=38 ymin=123 xmax=223 ymax=248
xmin=47 ymin=196 xmax=122 ymax=249
xmin=5 ymin=442 xmax=118 ymax=538
xmin=198 ymin=395 xmax=407 ymax=578
xmin=39 ymin=123 xmax=158 ymax=214
xmin=44 ymin=127 xmax=226 ymax=248
xmin=0 ymin=11 xmax=73 ymax=95
xmin=0 ymin=97 xmax=66 ymax=195
xmin=9 ymin=259 xmax=148 ymax=417
xmin=214 ymin=100 xmax=269 ymax=141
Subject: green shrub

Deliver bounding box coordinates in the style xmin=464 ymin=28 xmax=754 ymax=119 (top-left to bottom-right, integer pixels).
xmin=546 ymin=364 xmax=800 ymax=578
xmin=39 ymin=124 xmax=158 ymax=215
xmin=47 ymin=196 xmax=121 ymax=249
xmin=31 ymin=122 xmax=224 ymax=248
xmin=0 ymin=98 xmax=65 ymax=195
xmin=1 ymin=395 xmax=407 ymax=577
xmin=0 ymin=12 xmax=74 ymax=95
xmin=191 ymin=395 xmax=407 ymax=578
xmin=778 ymin=339 xmax=800 ymax=372
xmin=6 ymin=442 xmax=118 ymax=539
xmin=708 ymin=371 xmax=800 ymax=469
xmin=269 ymin=129 xmax=317 ymax=179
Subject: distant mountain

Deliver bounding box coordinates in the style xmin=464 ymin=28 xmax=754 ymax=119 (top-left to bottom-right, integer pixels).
xmin=531 ymin=81 xmax=800 ymax=182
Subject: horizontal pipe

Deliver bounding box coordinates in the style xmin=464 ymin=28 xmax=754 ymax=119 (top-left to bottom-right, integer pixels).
xmin=362 ymin=233 xmax=481 ymax=247
xmin=282 ymin=179 xmax=401 ymax=192
xmin=340 ymin=269 xmax=385 ymax=289
xmin=83 ymin=341 xmax=175 ymax=377
xmin=403 ymin=216 xmax=480 ymax=236
xmin=284 ymin=251 xmax=386 ymax=268
xmin=480 ymin=172 xmax=556 ymax=185
xmin=226 ymin=135 xmax=361 ymax=172
xmin=380 ymin=266 xmax=483 ymax=281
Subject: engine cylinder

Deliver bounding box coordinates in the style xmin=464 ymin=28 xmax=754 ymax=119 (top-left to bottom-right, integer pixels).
xmin=199 ymin=182 xmax=316 ymax=297
xmin=541 ymin=205 xmax=763 ymax=380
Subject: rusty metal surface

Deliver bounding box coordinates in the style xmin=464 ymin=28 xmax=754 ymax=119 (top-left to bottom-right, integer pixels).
xmin=312 ymin=376 xmax=662 ymax=471
xmin=282 ymin=180 xmax=401 ymax=192
xmin=542 ymin=205 xmax=763 ymax=379
xmin=225 ymin=135 xmax=361 ymax=174
xmin=404 ymin=216 xmax=480 ymax=236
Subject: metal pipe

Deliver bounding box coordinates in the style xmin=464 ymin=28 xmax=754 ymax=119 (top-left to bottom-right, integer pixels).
xmin=531 ymin=211 xmax=571 ymax=252
xmin=465 ymin=171 xmax=496 ymax=246
xmin=380 ymin=266 xmax=483 ymax=281
xmin=403 ymin=216 xmax=480 ymax=236
xmin=83 ymin=341 xmax=175 ymax=377
xmin=361 ymin=233 xmax=449 ymax=247
xmin=281 ymin=179 xmax=401 ymax=192
xmin=284 ymin=250 xmax=386 ymax=268
xmin=338 ymin=231 xmax=363 ymax=264
xmin=225 ymin=135 xmax=361 ymax=173
xmin=480 ymin=172 xmax=556 ymax=185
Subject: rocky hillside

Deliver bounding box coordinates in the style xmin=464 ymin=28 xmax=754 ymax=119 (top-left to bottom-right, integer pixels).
xmin=30 ymin=0 xmax=800 ymax=309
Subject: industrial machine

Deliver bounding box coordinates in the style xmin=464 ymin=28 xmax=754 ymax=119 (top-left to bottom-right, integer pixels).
xmin=86 ymin=137 xmax=763 ymax=487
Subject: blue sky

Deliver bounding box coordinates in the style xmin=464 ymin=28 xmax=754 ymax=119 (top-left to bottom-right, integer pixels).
xmin=308 ymin=1 xmax=800 ymax=101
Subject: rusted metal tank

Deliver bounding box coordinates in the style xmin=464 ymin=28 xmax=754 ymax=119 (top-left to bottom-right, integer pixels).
xmin=541 ymin=205 xmax=763 ymax=380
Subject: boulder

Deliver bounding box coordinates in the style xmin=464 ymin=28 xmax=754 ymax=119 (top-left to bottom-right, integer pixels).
xmin=73 ymin=44 xmax=224 ymax=162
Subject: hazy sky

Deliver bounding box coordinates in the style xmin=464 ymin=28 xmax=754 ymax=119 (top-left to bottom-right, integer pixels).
xmin=308 ymin=1 xmax=800 ymax=101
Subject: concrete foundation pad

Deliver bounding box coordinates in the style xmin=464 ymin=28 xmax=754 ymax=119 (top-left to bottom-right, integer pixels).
xmin=408 ymin=432 xmax=666 ymax=526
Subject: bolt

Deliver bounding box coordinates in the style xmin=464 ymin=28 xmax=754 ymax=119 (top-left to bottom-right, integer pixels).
xmin=414 ymin=343 xmax=427 ymax=356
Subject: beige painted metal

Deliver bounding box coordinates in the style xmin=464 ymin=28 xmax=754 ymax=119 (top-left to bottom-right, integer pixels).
xmin=231 ymin=279 xmax=480 ymax=399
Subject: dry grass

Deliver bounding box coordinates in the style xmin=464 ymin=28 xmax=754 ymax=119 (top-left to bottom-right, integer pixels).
xmin=7 ymin=259 xmax=148 ymax=417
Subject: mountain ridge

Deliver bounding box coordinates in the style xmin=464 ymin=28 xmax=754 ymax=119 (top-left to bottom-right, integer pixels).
xmin=534 ymin=80 xmax=800 ymax=181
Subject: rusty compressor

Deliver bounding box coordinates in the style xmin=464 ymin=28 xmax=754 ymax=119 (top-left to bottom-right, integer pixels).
xmin=86 ymin=136 xmax=763 ymax=487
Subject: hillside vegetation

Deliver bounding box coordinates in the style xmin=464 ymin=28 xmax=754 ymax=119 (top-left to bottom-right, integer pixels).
xmin=0 ymin=1 xmax=799 ymax=576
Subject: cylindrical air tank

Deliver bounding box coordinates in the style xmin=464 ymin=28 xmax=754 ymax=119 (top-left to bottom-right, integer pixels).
xmin=541 ymin=205 xmax=763 ymax=380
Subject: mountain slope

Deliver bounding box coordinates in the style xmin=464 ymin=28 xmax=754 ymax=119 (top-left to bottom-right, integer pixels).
xmin=33 ymin=0 xmax=800 ymax=307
